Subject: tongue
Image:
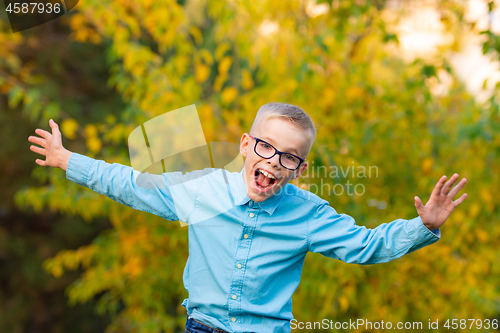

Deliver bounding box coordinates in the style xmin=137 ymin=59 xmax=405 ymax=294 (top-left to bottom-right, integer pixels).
xmin=256 ymin=172 xmax=272 ymax=187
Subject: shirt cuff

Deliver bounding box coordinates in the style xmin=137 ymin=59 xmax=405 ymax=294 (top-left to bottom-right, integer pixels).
xmin=66 ymin=152 xmax=95 ymax=187
xmin=405 ymin=215 xmax=441 ymax=247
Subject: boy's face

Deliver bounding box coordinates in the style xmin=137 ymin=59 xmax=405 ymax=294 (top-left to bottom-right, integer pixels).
xmin=239 ymin=117 xmax=311 ymax=202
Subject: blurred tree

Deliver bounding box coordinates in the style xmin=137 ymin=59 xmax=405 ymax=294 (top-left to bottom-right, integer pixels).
xmin=0 ymin=11 xmax=120 ymax=333
xmin=1 ymin=0 xmax=500 ymax=332
xmin=0 ymin=66 xmax=114 ymax=332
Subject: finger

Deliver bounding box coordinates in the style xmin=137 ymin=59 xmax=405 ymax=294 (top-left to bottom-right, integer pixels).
xmin=35 ymin=128 xmax=52 ymax=140
xmin=414 ymin=196 xmax=424 ymax=210
xmin=35 ymin=159 xmax=47 ymax=166
xmin=49 ymin=119 xmax=62 ymax=139
xmin=442 ymin=173 xmax=459 ymax=195
xmin=447 ymin=178 xmax=467 ymax=198
xmin=28 ymin=136 xmax=47 ymax=147
xmin=30 ymin=145 xmax=46 ymax=156
xmin=430 ymin=175 xmax=447 ymax=198
xmin=453 ymin=193 xmax=467 ymax=207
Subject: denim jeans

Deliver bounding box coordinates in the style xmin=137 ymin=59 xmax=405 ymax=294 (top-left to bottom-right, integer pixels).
xmin=185 ymin=314 xmax=230 ymax=333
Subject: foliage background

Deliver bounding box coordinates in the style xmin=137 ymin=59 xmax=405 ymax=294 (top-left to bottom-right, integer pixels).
xmin=1 ymin=0 xmax=499 ymax=332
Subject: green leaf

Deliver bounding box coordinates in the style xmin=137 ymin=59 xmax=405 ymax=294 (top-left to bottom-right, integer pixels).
xmin=8 ymin=86 xmax=24 ymax=108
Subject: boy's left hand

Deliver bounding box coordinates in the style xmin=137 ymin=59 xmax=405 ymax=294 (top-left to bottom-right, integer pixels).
xmin=414 ymin=173 xmax=467 ymax=230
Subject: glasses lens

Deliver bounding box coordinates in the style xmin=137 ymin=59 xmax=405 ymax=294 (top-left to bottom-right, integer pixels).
xmin=281 ymin=154 xmax=300 ymax=170
xmin=255 ymin=141 xmax=276 ymax=158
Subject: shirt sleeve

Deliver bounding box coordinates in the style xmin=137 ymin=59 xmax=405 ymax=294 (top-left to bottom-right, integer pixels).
xmin=66 ymin=152 xmax=203 ymax=221
xmin=307 ymin=202 xmax=441 ymax=264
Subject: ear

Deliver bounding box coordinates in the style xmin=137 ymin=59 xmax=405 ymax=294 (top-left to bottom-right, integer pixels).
xmin=291 ymin=161 xmax=308 ymax=180
xmin=240 ymin=133 xmax=250 ymax=158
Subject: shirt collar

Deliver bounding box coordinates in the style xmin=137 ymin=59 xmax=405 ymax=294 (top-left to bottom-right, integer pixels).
xmin=232 ymin=167 xmax=286 ymax=216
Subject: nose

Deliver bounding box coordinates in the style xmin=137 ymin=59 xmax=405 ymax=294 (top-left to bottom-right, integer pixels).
xmin=267 ymin=153 xmax=281 ymax=169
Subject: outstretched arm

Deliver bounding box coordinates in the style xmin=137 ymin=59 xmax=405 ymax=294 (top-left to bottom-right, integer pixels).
xmin=27 ymin=119 xmax=190 ymax=222
xmin=414 ymin=174 xmax=467 ymax=230
xmin=308 ymin=204 xmax=440 ymax=265
xmin=28 ymin=119 xmax=73 ymax=171
xmin=308 ymin=174 xmax=467 ymax=264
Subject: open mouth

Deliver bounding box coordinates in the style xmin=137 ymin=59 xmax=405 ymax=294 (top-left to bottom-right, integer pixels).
xmin=253 ymin=168 xmax=277 ymax=191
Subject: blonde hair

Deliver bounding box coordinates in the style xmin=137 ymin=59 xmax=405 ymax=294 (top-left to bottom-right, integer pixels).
xmin=250 ymin=102 xmax=316 ymax=151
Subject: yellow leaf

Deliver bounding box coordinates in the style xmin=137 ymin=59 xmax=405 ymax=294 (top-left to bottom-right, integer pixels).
xmin=218 ymin=56 xmax=232 ymax=74
xmin=213 ymin=73 xmax=227 ymax=92
xmin=221 ymin=87 xmax=238 ymax=104
xmin=200 ymin=49 xmax=214 ymax=65
xmin=114 ymin=25 xmax=130 ymax=43
xmin=85 ymin=124 xmax=98 ymax=137
xmin=480 ymin=188 xmax=492 ymax=204
xmin=422 ymin=157 xmax=433 ymax=174
xmin=86 ymin=136 xmax=102 ymax=153
xmin=469 ymin=202 xmax=481 ymax=219
xmin=52 ymin=266 xmax=63 ymax=278
xmin=453 ymin=210 xmax=465 ymax=223
xmin=241 ymin=69 xmax=254 ymax=90
xmin=200 ymin=104 xmax=213 ymax=118
xmin=61 ymin=119 xmax=79 ymax=140
xmin=200 ymin=104 xmax=214 ymax=141
xmin=321 ymin=87 xmax=335 ymax=106
xmin=215 ymin=43 xmax=231 ymax=60
xmin=74 ymin=29 xmax=89 ymax=43
xmin=122 ymin=255 xmax=142 ymax=278
xmin=130 ymin=64 xmax=145 ymax=77
xmin=195 ymin=63 xmax=210 ymax=83
xmin=476 ymin=229 xmax=489 ymax=243
xmin=105 ymin=115 xmax=116 ymax=124
xmin=338 ymin=295 xmax=349 ymax=313
xmin=190 ymin=26 xmax=203 ymax=45
xmin=104 ymin=123 xmax=125 ymax=144
xmin=162 ymin=91 xmax=176 ymax=103
xmin=174 ymin=55 xmax=190 ymax=76
xmin=345 ymin=85 xmax=364 ymax=101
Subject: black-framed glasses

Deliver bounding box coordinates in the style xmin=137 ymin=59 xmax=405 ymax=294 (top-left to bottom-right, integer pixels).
xmin=249 ymin=135 xmax=305 ymax=171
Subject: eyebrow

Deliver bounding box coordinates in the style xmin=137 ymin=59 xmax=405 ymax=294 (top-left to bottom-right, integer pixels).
xmin=260 ymin=136 xmax=300 ymax=156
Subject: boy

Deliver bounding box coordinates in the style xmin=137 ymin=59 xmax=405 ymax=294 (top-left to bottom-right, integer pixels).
xmin=28 ymin=103 xmax=467 ymax=333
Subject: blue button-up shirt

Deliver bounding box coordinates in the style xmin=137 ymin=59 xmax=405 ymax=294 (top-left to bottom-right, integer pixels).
xmin=66 ymin=152 xmax=440 ymax=333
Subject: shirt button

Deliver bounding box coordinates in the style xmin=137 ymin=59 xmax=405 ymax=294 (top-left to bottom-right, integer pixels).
xmin=232 ymin=295 xmax=237 ymax=299
xmin=237 ymin=264 xmax=242 ymax=269
xmin=243 ymin=234 xmax=249 ymax=239
xmin=231 ymin=317 xmax=236 ymax=322
xmin=249 ymin=213 xmax=255 ymax=218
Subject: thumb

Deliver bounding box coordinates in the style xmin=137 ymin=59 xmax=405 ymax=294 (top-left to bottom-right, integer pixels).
xmin=50 ymin=119 xmax=61 ymax=138
xmin=414 ymin=196 xmax=424 ymax=210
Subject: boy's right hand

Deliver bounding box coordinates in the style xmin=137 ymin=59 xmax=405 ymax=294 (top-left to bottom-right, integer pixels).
xmin=28 ymin=119 xmax=73 ymax=171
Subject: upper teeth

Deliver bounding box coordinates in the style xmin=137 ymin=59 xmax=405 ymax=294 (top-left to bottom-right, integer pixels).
xmin=260 ymin=169 xmax=276 ymax=179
